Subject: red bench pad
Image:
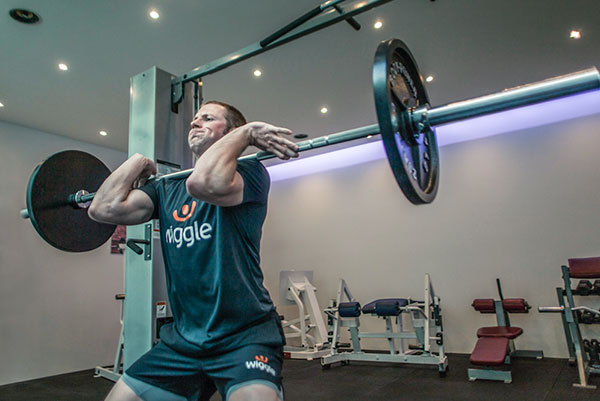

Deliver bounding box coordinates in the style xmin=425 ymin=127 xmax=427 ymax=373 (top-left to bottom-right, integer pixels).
xmin=470 ymin=337 xmax=509 ymax=366
xmin=477 ymin=326 xmax=523 ymax=339
xmin=472 ymin=298 xmax=495 ymax=313
xmin=568 ymin=257 xmax=600 ymax=278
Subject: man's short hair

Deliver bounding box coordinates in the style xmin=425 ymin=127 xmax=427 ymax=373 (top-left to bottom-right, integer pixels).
xmin=202 ymin=101 xmax=246 ymax=134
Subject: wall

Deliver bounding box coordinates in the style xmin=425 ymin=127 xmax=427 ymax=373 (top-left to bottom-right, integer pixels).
xmin=0 ymin=121 xmax=127 ymax=385
xmin=260 ymin=113 xmax=600 ymax=358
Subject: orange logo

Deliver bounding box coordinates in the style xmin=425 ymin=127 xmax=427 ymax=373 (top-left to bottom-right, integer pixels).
xmin=172 ymin=201 xmax=197 ymax=222
xmin=255 ymin=355 xmax=269 ymax=364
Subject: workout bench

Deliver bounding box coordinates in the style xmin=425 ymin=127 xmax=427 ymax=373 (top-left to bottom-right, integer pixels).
xmin=321 ymin=274 xmax=447 ymax=375
xmin=468 ymin=279 xmax=543 ymax=383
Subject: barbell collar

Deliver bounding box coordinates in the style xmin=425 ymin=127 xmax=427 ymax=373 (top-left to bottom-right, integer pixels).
xmin=20 ymin=209 xmax=30 ymax=219
xmin=424 ymin=68 xmax=600 ymax=127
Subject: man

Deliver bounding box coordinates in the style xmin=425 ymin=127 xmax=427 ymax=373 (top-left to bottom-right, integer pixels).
xmin=89 ymin=101 xmax=299 ymax=401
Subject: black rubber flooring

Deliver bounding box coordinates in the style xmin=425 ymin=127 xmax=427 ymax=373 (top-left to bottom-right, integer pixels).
xmin=1 ymin=354 xmax=599 ymax=400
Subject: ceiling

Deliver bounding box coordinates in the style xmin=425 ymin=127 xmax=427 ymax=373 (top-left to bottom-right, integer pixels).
xmin=1 ymin=0 xmax=598 ymax=153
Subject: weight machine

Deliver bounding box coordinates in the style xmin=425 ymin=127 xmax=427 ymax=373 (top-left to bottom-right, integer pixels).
xmin=321 ymin=274 xmax=447 ymax=376
xmin=278 ymin=271 xmax=332 ymax=359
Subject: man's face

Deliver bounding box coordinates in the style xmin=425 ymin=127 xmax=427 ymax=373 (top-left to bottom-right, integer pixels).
xmin=188 ymin=103 xmax=229 ymax=156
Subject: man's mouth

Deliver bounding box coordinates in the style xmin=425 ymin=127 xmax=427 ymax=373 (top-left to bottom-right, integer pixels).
xmin=189 ymin=129 xmax=205 ymax=138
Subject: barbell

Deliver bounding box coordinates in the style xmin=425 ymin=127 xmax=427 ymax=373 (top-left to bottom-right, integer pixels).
xmin=20 ymin=38 xmax=600 ymax=252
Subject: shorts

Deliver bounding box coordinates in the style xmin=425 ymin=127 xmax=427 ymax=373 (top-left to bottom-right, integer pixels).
xmin=124 ymin=341 xmax=284 ymax=401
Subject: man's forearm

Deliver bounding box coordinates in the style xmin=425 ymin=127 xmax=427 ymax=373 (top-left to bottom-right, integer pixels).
xmin=187 ymin=128 xmax=250 ymax=196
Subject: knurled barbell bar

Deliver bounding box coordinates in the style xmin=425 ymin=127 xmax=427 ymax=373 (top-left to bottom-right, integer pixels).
xmin=20 ymin=38 xmax=600 ymax=252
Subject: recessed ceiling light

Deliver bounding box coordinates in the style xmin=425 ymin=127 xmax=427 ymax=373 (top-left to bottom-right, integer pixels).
xmin=9 ymin=9 xmax=40 ymax=24
xmin=570 ymin=30 xmax=581 ymax=39
xmin=426 ymin=75 xmax=434 ymax=82
xmin=253 ymin=69 xmax=262 ymax=77
xmin=374 ymin=20 xmax=383 ymax=29
xmin=149 ymin=9 xmax=160 ymax=19
xmin=58 ymin=63 xmax=69 ymax=71
xmin=320 ymin=107 xmax=328 ymax=114
xmin=99 ymin=130 xmax=108 ymax=136
xmin=0 ymin=102 xmax=4 ymax=108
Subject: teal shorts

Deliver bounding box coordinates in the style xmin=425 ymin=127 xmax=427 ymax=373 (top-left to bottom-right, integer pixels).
xmin=124 ymin=341 xmax=283 ymax=401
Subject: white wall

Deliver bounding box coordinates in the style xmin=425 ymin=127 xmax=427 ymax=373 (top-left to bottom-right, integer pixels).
xmin=0 ymin=121 xmax=127 ymax=385
xmin=261 ymin=114 xmax=600 ymax=358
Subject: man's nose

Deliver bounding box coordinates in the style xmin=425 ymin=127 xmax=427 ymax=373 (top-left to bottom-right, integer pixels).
xmin=191 ymin=118 xmax=201 ymax=128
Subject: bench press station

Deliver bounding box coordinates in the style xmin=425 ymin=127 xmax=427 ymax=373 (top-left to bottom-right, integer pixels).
xmin=321 ymin=274 xmax=447 ymax=375
xmin=468 ymin=279 xmax=543 ymax=383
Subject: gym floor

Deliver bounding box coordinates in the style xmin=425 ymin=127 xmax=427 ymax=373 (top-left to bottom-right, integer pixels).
xmin=1 ymin=354 xmax=599 ymax=401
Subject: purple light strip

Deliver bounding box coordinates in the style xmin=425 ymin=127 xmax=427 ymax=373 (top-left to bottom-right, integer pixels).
xmin=267 ymin=90 xmax=600 ymax=182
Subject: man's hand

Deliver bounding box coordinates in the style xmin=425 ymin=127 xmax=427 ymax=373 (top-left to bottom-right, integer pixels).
xmin=245 ymin=122 xmax=299 ymax=160
xmin=132 ymin=155 xmax=158 ymax=188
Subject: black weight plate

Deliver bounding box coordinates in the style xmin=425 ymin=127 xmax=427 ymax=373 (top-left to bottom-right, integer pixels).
xmin=25 ymin=150 xmax=115 ymax=252
xmin=373 ymin=39 xmax=439 ymax=204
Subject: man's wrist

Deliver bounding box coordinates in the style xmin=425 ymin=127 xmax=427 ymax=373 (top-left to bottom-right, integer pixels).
xmin=230 ymin=124 xmax=253 ymax=147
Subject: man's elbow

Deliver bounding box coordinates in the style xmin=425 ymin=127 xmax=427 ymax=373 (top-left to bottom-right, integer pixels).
xmin=87 ymin=203 xmax=104 ymax=223
xmin=186 ymin=174 xmax=213 ymax=199
xmin=186 ymin=175 xmax=236 ymax=204
xmin=88 ymin=202 xmax=117 ymax=224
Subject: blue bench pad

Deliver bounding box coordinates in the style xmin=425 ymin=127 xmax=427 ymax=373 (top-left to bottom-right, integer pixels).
xmin=362 ymin=298 xmax=409 ymax=316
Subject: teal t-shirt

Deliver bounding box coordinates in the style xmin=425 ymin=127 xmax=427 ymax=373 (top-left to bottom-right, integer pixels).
xmin=139 ymin=159 xmax=284 ymax=355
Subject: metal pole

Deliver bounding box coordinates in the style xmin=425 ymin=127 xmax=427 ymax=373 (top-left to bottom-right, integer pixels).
xmin=19 ymin=123 xmax=380 ymax=215
xmin=152 ymin=123 xmax=380 ymax=181
xmin=421 ymin=68 xmax=600 ymax=127
xmin=171 ymin=0 xmax=392 ymax=104
xmin=19 ymin=68 xmax=599 ymax=215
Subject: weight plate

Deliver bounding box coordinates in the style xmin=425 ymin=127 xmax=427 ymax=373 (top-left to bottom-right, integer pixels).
xmin=25 ymin=150 xmax=116 ymax=252
xmin=373 ymin=39 xmax=439 ymax=204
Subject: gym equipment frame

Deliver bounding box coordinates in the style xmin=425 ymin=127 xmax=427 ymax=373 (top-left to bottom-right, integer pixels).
xmin=539 ymin=257 xmax=600 ymax=389
xmin=279 ymin=271 xmax=332 ymax=359
xmin=321 ymin=274 xmax=447 ymax=375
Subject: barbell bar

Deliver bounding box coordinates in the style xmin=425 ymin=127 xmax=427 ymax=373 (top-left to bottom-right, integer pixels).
xmin=538 ymin=306 xmax=600 ymax=315
xmin=20 ymin=38 xmax=600 ymax=252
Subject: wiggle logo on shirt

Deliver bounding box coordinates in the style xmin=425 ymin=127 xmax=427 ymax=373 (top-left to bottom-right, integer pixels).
xmin=165 ymin=201 xmax=213 ymax=248
xmin=172 ymin=201 xmax=197 ymax=222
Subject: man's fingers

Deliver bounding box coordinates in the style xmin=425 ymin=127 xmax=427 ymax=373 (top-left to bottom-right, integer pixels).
xmin=267 ymin=140 xmax=299 ymax=160
xmin=268 ymin=133 xmax=299 ymax=152
xmin=269 ymin=125 xmax=292 ymax=136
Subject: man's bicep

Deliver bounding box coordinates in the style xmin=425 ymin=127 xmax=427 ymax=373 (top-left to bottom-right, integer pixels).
xmin=122 ymin=189 xmax=156 ymax=224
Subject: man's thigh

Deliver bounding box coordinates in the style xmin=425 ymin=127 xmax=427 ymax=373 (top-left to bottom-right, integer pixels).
xmin=104 ymin=378 xmax=143 ymax=401
xmin=228 ymin=383 xmax=281 ymax=401
xmin=125 ymin=341 xmax=216 ymax=400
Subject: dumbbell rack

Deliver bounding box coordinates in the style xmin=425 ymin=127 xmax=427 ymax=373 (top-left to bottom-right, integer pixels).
xmin=555 ymin=260 xmax=600 ymax=389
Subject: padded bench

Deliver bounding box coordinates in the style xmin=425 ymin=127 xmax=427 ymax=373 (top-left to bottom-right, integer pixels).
xmin=362 ymin=298 xmax=409 ymax=316
xmin=467 ymin=289 xmax=541 ymax=384
xmin=470 ymin=337 xmax=510 ymax=366
xmin=477 ymin=326 xmax=523 ymax=339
